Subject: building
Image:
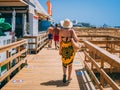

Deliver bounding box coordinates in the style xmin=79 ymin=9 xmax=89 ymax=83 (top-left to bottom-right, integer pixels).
xmin=0 ymin=0 xmax=51 ymax=38
xmin=0 ymin=0 xmax=51 ymax=78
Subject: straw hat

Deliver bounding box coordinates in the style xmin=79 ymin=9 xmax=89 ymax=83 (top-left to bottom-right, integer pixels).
xmin=60 ymin=19 xmax=73 ymax=28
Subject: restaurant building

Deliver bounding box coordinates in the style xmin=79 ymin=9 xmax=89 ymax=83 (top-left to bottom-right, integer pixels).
xmin=0 ymin=0 xmax=51 ymax=38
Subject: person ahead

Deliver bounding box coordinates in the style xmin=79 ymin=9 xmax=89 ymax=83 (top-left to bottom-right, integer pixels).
xmin=59 ymin=19 xmax=79 ymax=83
xmin=53 ymin=24 xmax=60 ymax=49
xmin=47 ymin=24 xmax=54 ymax=48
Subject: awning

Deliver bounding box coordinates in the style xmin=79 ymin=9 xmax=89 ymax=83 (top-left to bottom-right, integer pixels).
xmin=0 ymin=0 xmax=28 ymax=6
xmin=31 ymin=0 xmax=50 ymax=19
xmin=0 ymin=0 xmax=28 ymax=13
xmin=34 ymin=10 xmax=50 ymax=20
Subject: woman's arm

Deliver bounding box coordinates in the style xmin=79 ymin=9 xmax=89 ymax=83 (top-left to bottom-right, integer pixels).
xmin=59 ymin=31 xmax=62 ymax=55
xmin=71 ymin=29 xmax=79 ymax=42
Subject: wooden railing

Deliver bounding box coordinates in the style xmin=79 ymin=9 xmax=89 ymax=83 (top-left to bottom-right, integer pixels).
xmin=0 ymin=39 xmax=27 ymax=87
xmin=84 ymin=41 xmax=120 ymax=90
xmin=78 ymin=35 xmax=120 ymax=42
xmin=78 ymin=35 xmax=110 ymax=42
xmin=90 ymin=40 xmax=120 ymax=57
xmin=74 ymin=27 xmax=120 ymax=36
xmin=24 ymin=32 xmax=48 ymax=54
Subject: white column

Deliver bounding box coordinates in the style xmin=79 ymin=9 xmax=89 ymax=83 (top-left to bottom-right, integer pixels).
xmin=11 ymin=9 xmax=16 ymax=42
xmin=29 ymin=13 xmax=33 ymax=35
xmin=23 ymin=14 xmax=27 ymax=36
xmin=29 ymin=12 xmax=38 ymax=36
xmin=12 ymin=9 xmax=16 ymax=32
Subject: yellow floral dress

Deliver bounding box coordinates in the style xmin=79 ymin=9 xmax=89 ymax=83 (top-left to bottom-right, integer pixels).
xmin=61 ymin=40 xmax=75 ymax=68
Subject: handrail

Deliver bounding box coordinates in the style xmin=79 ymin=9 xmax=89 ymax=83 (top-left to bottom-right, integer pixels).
xmin=84 ymin=41 xmax=120 ymax=68
xmin=90 ymin=40 xmax=120 ymax=56
xmin=78 ymin=35 xmax=120 ymax=42
xmin=0 ymin=39 xmax=28 ymax=84
xmin=84 ymin=41 xmax=120 ymax=90
xmin=74 ymin=27 xmax=120 ymax=36
xmin=24 ymin=32 xmax=48 ymax=53
xmin=0 ymin=39 xmax=27 ymax=53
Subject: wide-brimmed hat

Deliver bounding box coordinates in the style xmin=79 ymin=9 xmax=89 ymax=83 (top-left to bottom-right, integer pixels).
xmin=60 ymin=19 xmax=73 ymax=28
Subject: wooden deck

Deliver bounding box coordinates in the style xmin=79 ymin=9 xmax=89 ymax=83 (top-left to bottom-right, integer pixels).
xmin=1 ymin=44 xmax=86 ymax=90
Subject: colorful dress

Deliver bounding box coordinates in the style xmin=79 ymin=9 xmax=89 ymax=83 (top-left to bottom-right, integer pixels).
xmin=61 ymin=39 xmax=75 ymax=68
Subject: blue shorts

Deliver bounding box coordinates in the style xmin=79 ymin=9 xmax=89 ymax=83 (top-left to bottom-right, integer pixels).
xmin=48 ymin=34 xmax=53 ymax=40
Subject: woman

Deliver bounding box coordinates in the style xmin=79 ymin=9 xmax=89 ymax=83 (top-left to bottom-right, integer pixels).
xmin=59 ymin=19 xmax=79 ymax=83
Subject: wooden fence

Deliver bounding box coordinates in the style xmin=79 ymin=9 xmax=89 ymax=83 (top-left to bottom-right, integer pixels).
xmin=78 ymin=35 xmax=120 ymax=42
xmin=84 ymin=41 xmax=120 ymax=90
xmin=24 ymin=32 xmax=48 ymax=53
xmin=90 ymin=40 xmax=120 ymax=57
xmin=74 ymin=27 xmax=120 ymax=36
xmin=0 ymin=39 xmax=27 ymax=88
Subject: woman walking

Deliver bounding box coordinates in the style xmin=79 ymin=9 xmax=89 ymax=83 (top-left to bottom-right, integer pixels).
xmin=59 ymin=19 xmax=79 ymax=83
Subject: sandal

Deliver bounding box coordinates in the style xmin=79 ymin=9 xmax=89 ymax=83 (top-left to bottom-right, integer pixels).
xmin=63 ymin=74 xmax=66 ymax=83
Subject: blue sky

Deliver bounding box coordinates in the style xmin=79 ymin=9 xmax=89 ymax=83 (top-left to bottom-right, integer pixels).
xmin=39 ymin=0 xmax=120 ymax=26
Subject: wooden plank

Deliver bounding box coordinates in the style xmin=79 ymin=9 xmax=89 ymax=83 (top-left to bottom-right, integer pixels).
xmin=1 ymin=44 xmax=82 ymax=90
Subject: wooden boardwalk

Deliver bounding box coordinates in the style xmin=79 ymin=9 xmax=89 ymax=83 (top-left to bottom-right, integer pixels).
xmin=1 ymin=44 xmax=86 ymax=90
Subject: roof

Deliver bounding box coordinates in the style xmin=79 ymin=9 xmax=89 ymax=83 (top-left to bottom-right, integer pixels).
xmin=0 ymin=0 xmax=28 ymax=6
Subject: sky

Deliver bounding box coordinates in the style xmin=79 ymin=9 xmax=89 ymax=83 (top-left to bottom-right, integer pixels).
xmin=39 ymin=0 xmax=120 ymax=26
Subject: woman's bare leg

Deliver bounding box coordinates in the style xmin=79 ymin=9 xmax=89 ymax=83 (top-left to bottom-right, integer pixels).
xmin=63 ymin=66 xmax=67 ymax=83
xmin=50 ymin=40 xmax=52 ymax=47
xmin=55 ymin=41 xmax=57 ymax=49
xmin=63 ymin=66 xmax=67 ymax=75
xmin=68 ymin=64 xmax=72 ymax=80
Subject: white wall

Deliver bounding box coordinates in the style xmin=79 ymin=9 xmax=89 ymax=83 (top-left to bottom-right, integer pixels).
xmin=29 ymin=5 xmax=38 ymax=36
xmin=33 ymin=16 xmax=38 ymax=36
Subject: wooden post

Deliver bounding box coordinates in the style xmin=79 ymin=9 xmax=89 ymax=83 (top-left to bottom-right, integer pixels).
xmin=6 ymin=51 xmax=10 ymax=81
xmin=35 ymin=37 xmax=38 ymax=53
xmin=101 ymin=60 xmax=104 ymax=69
xmin=91 ymin=36 xmax=92 ymax=40
xmin=106 ymin=41 xmax=108 ymax=51
xmin=17 ymin=46 xmax=21 ymax=71
xmin=100 ymin=74 xmax=104 ymax=88
xmin=113 ymin=43 xmax=115 ymax=54
xmin=110 ymin=42 xmax=112 ymax=53
xmin=119 ymin=45 xmax=120 ymax=58
xmin=91 ymin=51 xmax=95 ymax=70
xmin=84 ymin=46 xmax=87 ymax=61
xmin=110 ymin=65 xmax=113 ymax=73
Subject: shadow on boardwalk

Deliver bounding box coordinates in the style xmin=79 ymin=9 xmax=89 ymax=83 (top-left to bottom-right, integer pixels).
xmin=75 ymin=68 xmax=89 ymax=90
xmin=40 ymin=80 xmax=70 ymax=87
